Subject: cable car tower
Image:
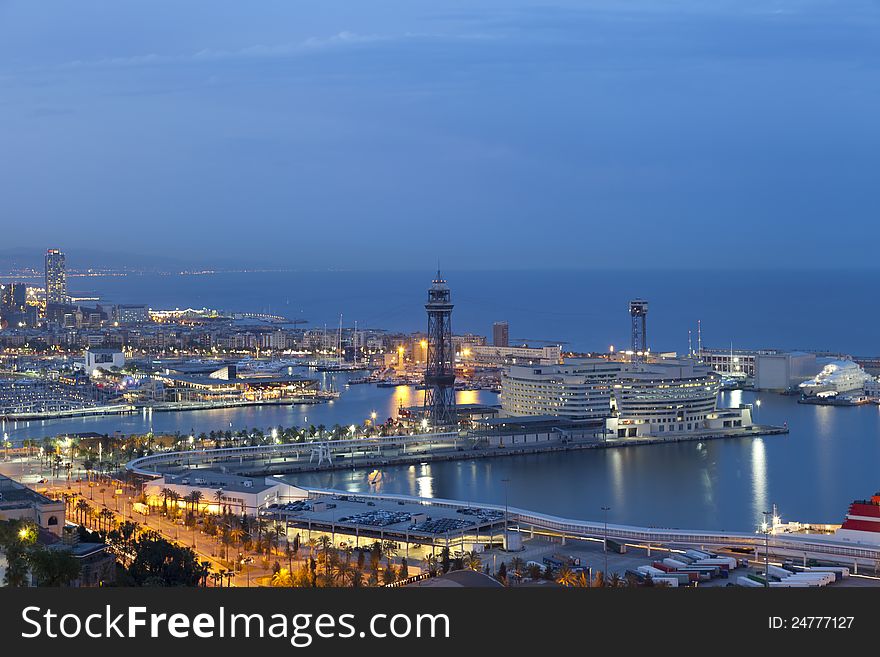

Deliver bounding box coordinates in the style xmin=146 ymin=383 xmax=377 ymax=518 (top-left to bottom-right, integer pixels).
xmin=423 ymin=270 xmax=456 ymax=427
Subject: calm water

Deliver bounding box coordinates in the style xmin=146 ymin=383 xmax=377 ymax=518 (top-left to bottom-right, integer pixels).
xmin=6 ymin=269 xmax=880 ymax=530
xmin=6 ymin=377 xmax=880 ymax=532
xmin=288 ymin=390 xmax=880 ymax=533
xmin=40 ymin=269 xmax=880 ymax=354
xmin=0 ymin=372 xmax=494 ymax=441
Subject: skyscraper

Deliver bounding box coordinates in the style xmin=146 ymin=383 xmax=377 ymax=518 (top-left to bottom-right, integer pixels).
xmin=493 ymin=321 xmax=509 ymax=347
xmin=45 ymin=248 xmax=67 ymax=305
xmin=423 ymin=271 xmax=456 ymax=426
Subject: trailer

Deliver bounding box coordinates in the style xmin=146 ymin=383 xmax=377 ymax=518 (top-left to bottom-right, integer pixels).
xmin=767 ymin=565 xmax=794 ymax=580
xmin=737 ymin=576 xmax=763 ymax=587
xmin=685 ymin=549 xmax=712 ymax=561
xmin=693 ymin=557 xmax=737 ymax=570
xmin=656 ymin=571 xmax=691 ymax=585
xmin=675 ymin=569 xmax=711 ymax=583
xmin=652 ymin=576 xmax=680 ymax=588
xmin=770 ymin=580 xmax=813 ymax=588
xmin=637 ymin=565 xmax=666 ymax=578
xmin=806 ymin=566 xmax=849 ymax=580
xmin=788 ymin=572 xmax=834 ymax=586
xmin=662 ymin=558 xmax=690 ymax=569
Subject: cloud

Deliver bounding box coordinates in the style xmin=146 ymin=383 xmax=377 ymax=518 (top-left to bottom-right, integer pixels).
xmin=53 ymin=30 xmax=494 ymax=72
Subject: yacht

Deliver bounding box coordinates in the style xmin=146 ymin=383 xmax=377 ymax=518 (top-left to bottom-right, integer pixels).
xmin=798 ymin=360 xmax=872 ymax=397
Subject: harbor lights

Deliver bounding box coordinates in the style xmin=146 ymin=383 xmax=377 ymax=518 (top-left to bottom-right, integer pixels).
xmin=761 ymin=510 xmax=773 ymax=588
xmin=602 ymin=506 xmax=611 ymax=578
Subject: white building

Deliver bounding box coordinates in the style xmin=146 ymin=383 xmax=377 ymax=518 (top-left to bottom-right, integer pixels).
xmin=607 ymin=361 xmax=729 ymax=438
xmin=144 ymin=472 xmax=308 ymax=517
xmin=500 ymin=360 xmax=622 ymax=421
xmin=83 ymin=348 xmax=125 ymax=376
xmin=464 ymin=344 xmax=562 ymax=366
xmin=754 ymin=352 xmax=818 ymax=391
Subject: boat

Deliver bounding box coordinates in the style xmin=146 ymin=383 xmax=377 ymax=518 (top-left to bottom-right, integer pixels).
xmin=832 ymin=493 xmax=880 ymax=545
xmin=799 ymin=360 xmax=873 ymax=398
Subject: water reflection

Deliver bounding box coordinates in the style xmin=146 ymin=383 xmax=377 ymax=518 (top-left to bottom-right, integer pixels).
xmin=750 ymin=438 xmax=767 ymax=529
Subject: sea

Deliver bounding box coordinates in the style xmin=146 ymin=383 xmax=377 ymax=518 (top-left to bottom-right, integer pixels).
xmin=3 ymin=268 xmax=880 ymax=532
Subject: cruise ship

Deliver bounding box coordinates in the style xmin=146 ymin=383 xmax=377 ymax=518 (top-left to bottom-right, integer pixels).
xmin=798 ymin=360 xmax=872 ymax=398
xmin=833 ymin=494 xmax=880 ymax=546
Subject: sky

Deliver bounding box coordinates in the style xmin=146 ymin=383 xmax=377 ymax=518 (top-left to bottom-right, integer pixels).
xmin=1 ymin=1 xmax=878 ymax=270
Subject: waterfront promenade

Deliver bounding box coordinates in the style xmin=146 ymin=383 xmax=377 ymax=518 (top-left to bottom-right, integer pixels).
xmin=125 ymin=423 xmax=788 ymax=477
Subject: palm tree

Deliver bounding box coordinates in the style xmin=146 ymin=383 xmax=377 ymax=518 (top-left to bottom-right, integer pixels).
xmin=422 ymin=553 xmax=438 ymax=576
xmin=160 ymin=488 xmax=173 ymax=513
xmin=76 ymin=499 xmax=91 ymax=525
xmin=608 ymin=573 xmax=623 ymax=588
xmin=334 ymin=559 xmax=352 ymax=587
xmin=317 ymin=535 xmax=333 ymax=578
xmin=98 ymin=508 xmax=115 ymax=534
xmin=167 ymin=491 xmax=181 ymax=517
xmin=462 ymin=550 xmax=482 ymax=571
xmin=556 ymin=565 xmax=578 ymax=587
xmin=271 ymin=569 xmax=293 ymax=587
xmin=509 ymin=556 xmax=525 ymax=582
xmin=213 ymin=489 xmax=225 ymax=514
xmin=187 ymin=490 xmax=203 ymax=514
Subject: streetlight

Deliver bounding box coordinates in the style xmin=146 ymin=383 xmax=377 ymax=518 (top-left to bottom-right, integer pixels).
xmin=602 ymin=506 xmax=611 ymax=578
xmin=501 ymin=478 xmax=510 ymax=550
xmin=761 ymin=510 xmax=772 ymax=588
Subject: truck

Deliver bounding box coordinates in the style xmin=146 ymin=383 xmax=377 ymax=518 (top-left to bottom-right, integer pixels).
xmin=543 ymin=554 xmax=581 ymax=570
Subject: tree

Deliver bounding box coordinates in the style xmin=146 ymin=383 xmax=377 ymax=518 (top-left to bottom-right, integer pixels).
xmin=556 ymin=565 xmax=577 ymax=587
xmin=422 ymin=553 xmax=438 ymax=576
xmin=497 ymin=561 xmax=508 ymax=584
xmin=509 ymin=557 xmax=525 ymax=582
xmin=28 ymin=547 xmax=82 ymax=587
xmin=128 ymin=534 xmax=208 ymax=586
xmin=462 ymin=550 xmax=482 ymax=571
xmin=440 ymin=547 xmax=451 ymax=574
xmin=271 ymin=569 xmax=293 ymax=587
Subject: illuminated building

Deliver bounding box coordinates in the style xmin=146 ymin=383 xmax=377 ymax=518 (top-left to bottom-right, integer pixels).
xmin=45 ymin=248 xmax=67 ymax=305
xmin=501 ymin=360 xmax=622 ymax=421
xmin=492 ymin=321 xmax=509 ymax=347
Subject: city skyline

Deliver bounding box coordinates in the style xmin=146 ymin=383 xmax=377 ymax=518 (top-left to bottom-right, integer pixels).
xmin=2 ymin=1 xmax=879 ymax=270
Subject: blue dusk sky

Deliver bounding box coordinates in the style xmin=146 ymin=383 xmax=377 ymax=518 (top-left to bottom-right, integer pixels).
xmin=0 ymin=1 xmax=878 ymax=270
